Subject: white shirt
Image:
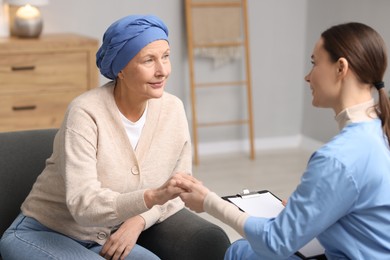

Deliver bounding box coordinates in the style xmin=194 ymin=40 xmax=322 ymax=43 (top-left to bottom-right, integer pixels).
xmin=118 ymin=103 xmax=148 ymax=149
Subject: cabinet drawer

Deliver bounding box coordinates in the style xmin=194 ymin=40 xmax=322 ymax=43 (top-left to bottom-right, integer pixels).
xmin=0 ymin=52 xmax=89 ymax=95
xmin=0 ymin=90 xmax=84 ymax=131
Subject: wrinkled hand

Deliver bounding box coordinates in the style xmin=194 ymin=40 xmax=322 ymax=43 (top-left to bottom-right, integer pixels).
xmin=175 ymin=173 xmax=210 ymax=213
xmin=100 ymin=215 xmax=145 ymax=260
xmin=144 ymin=173 xmax=189 ymax=208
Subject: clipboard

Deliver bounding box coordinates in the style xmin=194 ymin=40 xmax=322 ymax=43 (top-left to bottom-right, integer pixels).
xmin=222 ymin=189 xmax=326 ymax=260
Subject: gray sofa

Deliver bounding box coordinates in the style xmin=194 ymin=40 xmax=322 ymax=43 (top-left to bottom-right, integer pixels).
xmin=0 ymin=129 xmax=231 ymax=259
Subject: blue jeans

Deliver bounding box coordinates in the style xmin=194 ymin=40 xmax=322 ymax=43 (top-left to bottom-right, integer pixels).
xmin=0 ymin=213 xmax=160 ymax=260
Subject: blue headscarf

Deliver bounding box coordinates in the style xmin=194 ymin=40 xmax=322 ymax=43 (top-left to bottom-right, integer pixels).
xmin=96 ymin=15 xmax=169 ymax=80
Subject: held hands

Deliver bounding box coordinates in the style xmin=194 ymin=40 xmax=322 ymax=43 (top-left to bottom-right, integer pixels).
xmin=100 ymin=215 xmax=145 ymax=260
xmin=144 ymin=174 xmax=188 ymax=208
xmin=175 ymin=173 xmax=210 ymax=213
xmin=144 ymin=172 xmax=210 ymax=213
xmin=143 ymin=173 xmax=210 ymax=212
xmin=144 ymin=173 xmax=189 ymax=209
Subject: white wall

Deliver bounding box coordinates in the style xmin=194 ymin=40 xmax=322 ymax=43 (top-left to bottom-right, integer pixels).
xmin=37 ymin=0 xmax=390 ymax=149
xmin=247 ymin=0 xmax=307 ymax=138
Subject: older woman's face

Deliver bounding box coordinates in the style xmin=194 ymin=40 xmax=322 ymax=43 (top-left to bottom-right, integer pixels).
xmin=119 ymin=40 xmax=171 ymax=100
xmin=304 ymin=38 xmax=341 ymax=109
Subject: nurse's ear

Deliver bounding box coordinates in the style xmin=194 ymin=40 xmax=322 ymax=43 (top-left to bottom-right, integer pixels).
xmin=336 ymin=57 xmax=349 ymax=78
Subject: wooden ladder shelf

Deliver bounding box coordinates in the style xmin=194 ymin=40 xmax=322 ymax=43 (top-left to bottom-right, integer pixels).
xmin=185 ymin=0 xmax=255 ymax=164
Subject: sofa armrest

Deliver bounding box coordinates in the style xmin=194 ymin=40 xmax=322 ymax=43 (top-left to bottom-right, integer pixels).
xmin=0 ymin=129 xmax=57 ymax=238
xmin=137 ymin=208 xmax=231 ymax=260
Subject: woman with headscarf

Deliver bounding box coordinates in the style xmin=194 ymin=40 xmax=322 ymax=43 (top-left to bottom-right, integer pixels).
xmin=0 ymin=15 xmax=193 ymax=260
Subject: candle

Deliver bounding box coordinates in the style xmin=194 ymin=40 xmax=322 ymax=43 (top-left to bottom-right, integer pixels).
xmin=13 ymin=3 xmax=43 ymax=38
xmin=15 ymin=4 xmax=40 ymax=20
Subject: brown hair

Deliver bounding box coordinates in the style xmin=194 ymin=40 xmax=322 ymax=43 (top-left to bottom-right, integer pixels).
xmin=321 ymin=22 xmax=390 ymax=146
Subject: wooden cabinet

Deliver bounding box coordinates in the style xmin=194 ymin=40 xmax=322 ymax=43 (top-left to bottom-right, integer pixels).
xmin=0 ymin=34 xmax=99 ymax=132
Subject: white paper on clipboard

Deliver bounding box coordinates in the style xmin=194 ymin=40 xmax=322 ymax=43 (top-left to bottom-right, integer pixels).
xmin=227 ymin=191 xmax=325 ymax=258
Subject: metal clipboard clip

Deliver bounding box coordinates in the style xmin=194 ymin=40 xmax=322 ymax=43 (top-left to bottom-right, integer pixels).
xmin=236 ymin=189 xmax=261 ymax=199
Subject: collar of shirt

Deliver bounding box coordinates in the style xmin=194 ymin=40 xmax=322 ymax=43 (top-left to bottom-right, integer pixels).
xmin=335 ymin=99 xmax=377 ymax=130
xmin=118 ymin=102 xmax=149 ymax=149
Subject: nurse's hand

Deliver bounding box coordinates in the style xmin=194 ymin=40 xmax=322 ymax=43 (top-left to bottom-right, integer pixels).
xmin=175 ymin=173 xmax=210 ymax=213
xmin=144 ymin=173 xmax=189 ymax=208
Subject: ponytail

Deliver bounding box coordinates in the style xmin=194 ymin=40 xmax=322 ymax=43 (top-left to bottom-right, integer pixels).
xmin=376 ymin=85 xmax=390 ymax=147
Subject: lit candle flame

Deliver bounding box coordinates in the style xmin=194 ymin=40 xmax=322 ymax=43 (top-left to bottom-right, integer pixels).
xmin=15 ymin=4 xmax=40 ymax=20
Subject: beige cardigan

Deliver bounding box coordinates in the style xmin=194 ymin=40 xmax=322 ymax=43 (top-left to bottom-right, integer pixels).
xmin=21 ymin=82 xmax=192 ymax=244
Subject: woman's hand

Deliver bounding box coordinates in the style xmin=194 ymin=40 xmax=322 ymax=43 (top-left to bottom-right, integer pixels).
xmin=175 ymin=173 xmax=210 ymax=213
xmin=144 ymin=173 xmax=189 ymax=208
xmin=100 ymin=215 xmax=145 ymax=260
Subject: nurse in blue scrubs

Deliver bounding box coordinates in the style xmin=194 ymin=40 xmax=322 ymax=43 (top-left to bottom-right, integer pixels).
xmin=177 ymin=22 xmax=390 ymax=260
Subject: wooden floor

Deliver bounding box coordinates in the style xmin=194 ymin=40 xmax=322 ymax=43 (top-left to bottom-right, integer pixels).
xmin=191 ymin=147 xmax=315 ymax=242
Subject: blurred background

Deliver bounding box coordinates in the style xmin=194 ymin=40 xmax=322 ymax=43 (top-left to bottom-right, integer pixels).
xmin=34 ymin=0 xmax=390 ymax=154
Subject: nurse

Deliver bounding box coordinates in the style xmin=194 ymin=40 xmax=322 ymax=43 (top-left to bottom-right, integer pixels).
xmin=176 ymin=22 xmax=390 ymax=259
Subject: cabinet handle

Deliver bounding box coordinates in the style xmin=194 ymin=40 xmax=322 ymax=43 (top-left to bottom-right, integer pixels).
xmin=11 ymin=65 xmax=36 ymax=71
xmin=12 ymin=105 xmax=37 ymax=111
